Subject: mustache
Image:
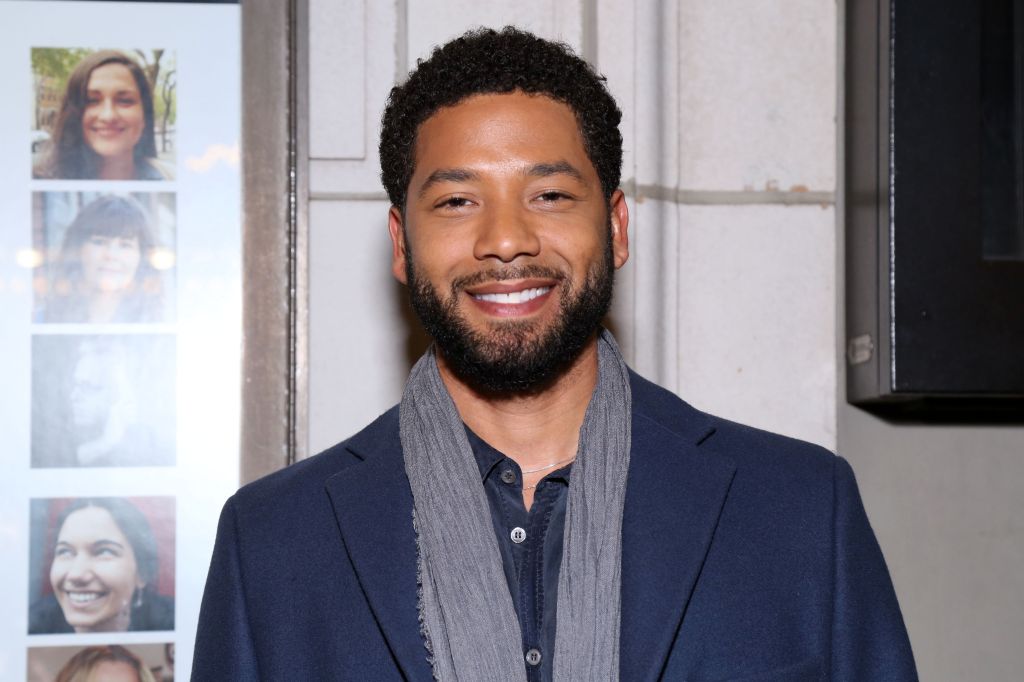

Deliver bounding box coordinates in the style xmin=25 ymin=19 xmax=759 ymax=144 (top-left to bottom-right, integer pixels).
xmin=450 ymin=265 xmax=565 ymax=291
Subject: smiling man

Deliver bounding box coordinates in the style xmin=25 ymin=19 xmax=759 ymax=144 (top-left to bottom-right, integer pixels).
xmin=193 ymin=28 xmax=917 ymax=681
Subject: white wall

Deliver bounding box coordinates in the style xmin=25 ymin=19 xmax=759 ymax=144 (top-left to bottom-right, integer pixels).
xmin=304 ymin=1 xmax=1024 ymax=678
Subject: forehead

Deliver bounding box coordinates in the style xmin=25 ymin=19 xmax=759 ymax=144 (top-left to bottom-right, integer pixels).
xmin=87 ymin=63 xmax=138 ymax=91
xmin=412 ymin=92 xmax=592 ymax=175
xmin=59 ymin=506 xmax=125 ymax=540
xmin=91 ymin=660 xmax=140 ymax=682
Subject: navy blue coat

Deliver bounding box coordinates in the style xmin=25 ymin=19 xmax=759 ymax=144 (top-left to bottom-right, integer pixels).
xmin=193 ymin=372 xmax=916 ymax=680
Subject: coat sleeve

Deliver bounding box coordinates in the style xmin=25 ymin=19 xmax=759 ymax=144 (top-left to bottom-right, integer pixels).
xmin=191 ymin=496 xmax=261 ymax=681
xmin=830 ymin=456 xmax=918 ymax=680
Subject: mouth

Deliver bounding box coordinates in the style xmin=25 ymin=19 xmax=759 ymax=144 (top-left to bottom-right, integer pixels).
xmin=465 ymin=279 xmax=557 ymax=317
xmin=89 ymin=127 xmax=126 ymax=138
xmin=472 ymin=286 xmax=551 ymax=305
xmin=63 ymin=589 xmax=109 ymax=608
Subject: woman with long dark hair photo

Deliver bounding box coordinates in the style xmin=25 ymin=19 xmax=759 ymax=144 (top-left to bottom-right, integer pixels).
xmin=35 ymin=50 xmax=172 ymax=180
xmin=29 ymin=498 xmax=174 ymax=634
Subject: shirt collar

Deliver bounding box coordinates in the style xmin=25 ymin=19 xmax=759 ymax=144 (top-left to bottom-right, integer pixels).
xmin=464 ymin=424 xmax=572 ymax=484
xmin=464 ymin=425 xmax=505 ymax=482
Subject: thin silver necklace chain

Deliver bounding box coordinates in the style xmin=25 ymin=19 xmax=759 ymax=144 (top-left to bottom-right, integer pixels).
xmin=520 ymin=455 xmax=576 ymax=490
xmin=521 ymin=455 xmax=576 ymax=474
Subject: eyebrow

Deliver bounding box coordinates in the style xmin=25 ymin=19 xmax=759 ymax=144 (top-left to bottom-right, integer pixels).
xmin=417 ymin=161 xmax=585 ymax=198
xmin=54 ymin=539 xmax=126 ymax=549
xmin=417 ymin=168 xmax=480 ymax=198
xmin=526 ymin=160 xmax=584 ymax=182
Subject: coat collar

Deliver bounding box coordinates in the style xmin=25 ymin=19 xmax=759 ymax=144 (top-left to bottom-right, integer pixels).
xmin=325 ymin=373 xmax=735 ymax=682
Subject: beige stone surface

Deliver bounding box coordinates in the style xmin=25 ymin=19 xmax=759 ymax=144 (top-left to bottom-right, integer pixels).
xmin=406 ymin=0 xmax=584 ymax=74
xmin=675 ymin=203 xmax=837 ymax=450
xmin=308 ymin=200 xmax=414 ymax=452
xmin=675 ymin=0 xmax=837 ymax=192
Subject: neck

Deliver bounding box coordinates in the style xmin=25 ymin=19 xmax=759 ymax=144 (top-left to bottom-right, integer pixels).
xmin=98 ymin=155 xmax=136 ymax=180
xmin=437 ymin=334 xmax=601 ymax=472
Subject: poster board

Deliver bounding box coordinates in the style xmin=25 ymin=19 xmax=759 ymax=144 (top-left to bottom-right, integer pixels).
xmin=0 ymin=2 xmax=242 ymax=678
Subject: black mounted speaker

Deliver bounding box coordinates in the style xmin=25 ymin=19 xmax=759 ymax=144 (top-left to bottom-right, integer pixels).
xmin=845 ymin=0 xmax=1024 ymax=417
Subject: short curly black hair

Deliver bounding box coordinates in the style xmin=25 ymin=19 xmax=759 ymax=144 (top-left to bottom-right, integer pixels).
xmin=379 ymin=26 xmax=623 ymax=210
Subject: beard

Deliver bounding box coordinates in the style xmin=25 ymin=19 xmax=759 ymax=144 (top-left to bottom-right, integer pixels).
xmin=406 ymin=236 xmax=615 ymax=395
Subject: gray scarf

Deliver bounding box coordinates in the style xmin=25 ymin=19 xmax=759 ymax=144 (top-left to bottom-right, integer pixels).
xmin=399 ymin=329 xmax=631 ymax=681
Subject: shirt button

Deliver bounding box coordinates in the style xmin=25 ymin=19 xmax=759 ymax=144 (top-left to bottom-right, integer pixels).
xmin=510 ymin=527 xmax=527 ymax=543
xmin=500 ymin=469 xmax=516 ymax=484
xmin=525 ymin=648 xmax=542 ymax=666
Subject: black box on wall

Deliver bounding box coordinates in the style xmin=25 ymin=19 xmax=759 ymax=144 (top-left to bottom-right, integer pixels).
xmin=845 ymin=0 xmax=1024 ymax=416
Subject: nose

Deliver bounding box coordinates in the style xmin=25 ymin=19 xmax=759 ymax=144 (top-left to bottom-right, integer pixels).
xmin=473 ymin=202 xmax=541 ymax=263
xmin=97 ymin=97 xmax=117 ymax=121
xmin=65 ymin=554 xmax=94 ymax=583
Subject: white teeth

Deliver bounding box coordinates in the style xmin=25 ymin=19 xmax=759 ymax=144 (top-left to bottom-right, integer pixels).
xmin=474 ymin=286 xmax=551 ymax=304
xmin=67 ymin=592 xmax=102 ymax=604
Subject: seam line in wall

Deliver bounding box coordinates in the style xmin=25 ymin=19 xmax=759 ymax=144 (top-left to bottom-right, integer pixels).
xmin=310 ymin=191 xmax=390 ymax=201
xmin=625 ymin=182 xmax=835 ymax=206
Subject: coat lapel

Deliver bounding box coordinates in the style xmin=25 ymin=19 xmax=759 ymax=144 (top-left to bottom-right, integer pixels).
xmin=620 ymin=380 xmax=737 ymax=682
xmin=323 ymin=410 xmax=434 ymax=682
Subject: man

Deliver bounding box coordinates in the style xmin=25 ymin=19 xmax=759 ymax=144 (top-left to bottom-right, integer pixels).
xmin=193 ymin=28 xmax=917 ymax=681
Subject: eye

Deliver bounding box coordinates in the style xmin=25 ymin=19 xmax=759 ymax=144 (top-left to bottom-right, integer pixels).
xmin=435 ymin=196 xmax=473 ymax=210
xmin=116 ymin=95 xmax=138 ymax=107
xmin=92 ymin=542 xmax=124 ymax=558
xmin=54 ymin=545 xmax=74 ymax=559
xmin=88 ymin=235 xmax=110 ymax=247
xmin=536 ymin=190 xmax=573 ymax=204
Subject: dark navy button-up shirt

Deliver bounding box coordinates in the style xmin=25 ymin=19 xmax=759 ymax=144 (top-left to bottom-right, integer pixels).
xmin=466 ymin=427 xmax=571 ymax=682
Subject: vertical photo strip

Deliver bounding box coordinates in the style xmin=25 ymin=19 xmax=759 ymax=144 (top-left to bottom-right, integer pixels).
xmin=28 ymin=497 xmax=176 ymax=635
xmin=32 ymin=47 xmax=176 ymax=181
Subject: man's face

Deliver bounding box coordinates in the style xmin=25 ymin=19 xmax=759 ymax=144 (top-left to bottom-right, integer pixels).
xmin=389 ymin=92 xmax=629 ymax=393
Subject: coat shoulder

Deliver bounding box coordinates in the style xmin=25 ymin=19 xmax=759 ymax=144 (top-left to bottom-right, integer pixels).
xmin=230 ymin=405 xmax=400 ymax=516
xmin=629 ymin=369 xmax=837 ymax=482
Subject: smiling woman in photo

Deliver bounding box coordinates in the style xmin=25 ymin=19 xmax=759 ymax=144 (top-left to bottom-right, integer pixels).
xmin=36 ymin=50 xmax=170 ymax=180
xmin=29 ymin=499 xmax=174 ymax=634
xmin=42 ymin=195 xmax=166 ymax=324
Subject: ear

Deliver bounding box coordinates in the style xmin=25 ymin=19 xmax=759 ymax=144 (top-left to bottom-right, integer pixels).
xmin=609 ymin=189 xmax=630 ymax=269
xmin=388 ymin=206 xmax=408 ymax=285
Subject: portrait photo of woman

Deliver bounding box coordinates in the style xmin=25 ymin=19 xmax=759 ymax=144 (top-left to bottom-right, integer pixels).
xmin=28 ymin=497 xmax=175 ymax=635
xmin=32 ymin=48 xmax=175 ymax=180
xmin=34 ymin=193 xmax=175 ymax=325
xmin=31 ymin=333 xmax=176 ymax=468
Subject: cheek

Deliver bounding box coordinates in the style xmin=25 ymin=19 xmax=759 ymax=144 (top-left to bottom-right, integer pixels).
xmin=97 ymin=559 xmax=138 ymax=594
xmin=411 ymin=236 xmax=470 ymax=281
xmin=49 ymin=560 xmax=63 ymax=588
xmin=127 ymin=106 xmax=145 ymax=137
xmin=123 ymin=249 xmax=141 ymax=272
xmin=79 ymin=244 xmax=100 ymax=268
